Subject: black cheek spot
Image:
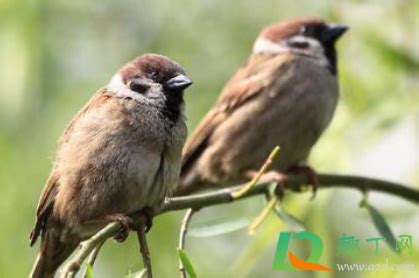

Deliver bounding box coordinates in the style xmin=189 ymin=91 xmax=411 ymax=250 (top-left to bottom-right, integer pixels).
xmin=290 ymin=41 xmax=310 ymax=49
xmin=129 ymin=79 xmax=150 ymax=94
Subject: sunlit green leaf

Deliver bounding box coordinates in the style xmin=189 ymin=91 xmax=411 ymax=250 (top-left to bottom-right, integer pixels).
xmin=178 ymin=249 xmax=197 ymax=278
xmin=84 ymin=263 xmax=93 ymax=278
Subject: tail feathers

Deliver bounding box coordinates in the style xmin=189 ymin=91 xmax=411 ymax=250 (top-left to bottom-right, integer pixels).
xmin=175 ymin=173 xmax=199 ymax=196
xmin=174 ymin=170 xmax=210 ymax=196
xmin=30 ymin=231 xmax=78 ymax=278
xmin=174 ymin=182 xmax=202 ymax=196
xmin=31 ymin=252 xmax=54 ymax=278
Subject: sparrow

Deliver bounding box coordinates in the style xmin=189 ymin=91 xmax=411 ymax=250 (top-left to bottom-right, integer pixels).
xmin=175 ymin=17 xmax=347 ymax=196
xmin=29 ymin=54 xmax=192 ymax=278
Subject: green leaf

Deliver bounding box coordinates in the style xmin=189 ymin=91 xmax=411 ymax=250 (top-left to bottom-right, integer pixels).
xmin=366 ymin=35 xmax=419 ymax=73
xmin=177 ymin=249 xmax=197 ymax=278
xmin=272 ymin=203 xmax=305 ymax=232
xmin=359 ymin=194 xmax=369 ymax=208
xmin=231 ymin=213 xmax=287 ymax=276
xmin=188 ymin=217 xmax=249 ymax=237
xmin=365 ymin=204 xmax=397 ymax=251
xmin=125 ymin=269 xmax=147 ymax=278
xmin=85 ymin=263 xmax=94 ymax=278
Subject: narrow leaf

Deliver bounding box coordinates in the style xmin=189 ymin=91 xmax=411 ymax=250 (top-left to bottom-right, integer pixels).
xmin=365 ymin=204 xmax=397 ymax=251
xmin=84 ymin=263 xmax=94 ymax=278
xmin=178 ymin=249 xmax=197 ymax=278
xmin=125 ymin=269 xmax=147 ymax=278
xmin=366 ymin=35 xmax=419 ymax=73
xmin=272 ymin=203 xmax=305 ymax=232
xmin=248 ymin=196 xmax=278 ymax=235
xmin=188 ymin=217 xmax=249 ymax=237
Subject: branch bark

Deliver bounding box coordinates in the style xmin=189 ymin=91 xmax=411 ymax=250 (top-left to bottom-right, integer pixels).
xmin=61 ymin=173 xmax=419 ymax=277
xmin=136 ymin=219 xmax=152 ymax=278
xmin=82 ymin=240 xmax=105 ymax=278
xmin=162 ymin=174 xmax=419 ymax=212
xmin=60 ymin=223 xmax=118 ymax=277
xmin=178 ymin=209 xmax=196 ymax=278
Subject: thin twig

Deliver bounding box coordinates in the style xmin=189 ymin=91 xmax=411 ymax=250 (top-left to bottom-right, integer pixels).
xmin=248 ymin=195 xmax=279 ymax=235
xmin=61 ymin=173 xmax=419 ymax=277
xmin=137 ymin=219 xmax=152 ymax=278
xmin=82 ymin=240 xmax=105 ymax=278
xmin=264 ymin=191 xmax=306 ymax=232
xmin=59 ymin=223 xmax=120 ymax=278
xmin=231 ymin=146 xmax=280 ymax=198
xmin=178 ymin=209 xmax=196 ymax=278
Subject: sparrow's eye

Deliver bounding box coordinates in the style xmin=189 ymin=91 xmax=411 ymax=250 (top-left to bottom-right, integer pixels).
xmin=129 ymin=79 xmax=150 ymax=94
xmin=148 ymin=70 xmax=159 ymax=80
xmin=299 ymin=26 xmax=306 ymax=34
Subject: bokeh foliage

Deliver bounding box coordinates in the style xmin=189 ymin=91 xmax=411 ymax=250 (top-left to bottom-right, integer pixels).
xmin=0 ymin=0 xmax=418 ymax=277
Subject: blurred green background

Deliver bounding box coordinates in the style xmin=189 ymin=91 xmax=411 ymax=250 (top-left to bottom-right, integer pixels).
xmin=0 ymin=0 xmax=418 ymax=277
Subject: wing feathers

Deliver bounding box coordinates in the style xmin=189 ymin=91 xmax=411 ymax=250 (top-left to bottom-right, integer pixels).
xmin=179 ymin=54 xmax=295 ymax=192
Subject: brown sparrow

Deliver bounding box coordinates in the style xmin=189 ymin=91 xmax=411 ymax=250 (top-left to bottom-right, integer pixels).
xmin=29 ymin=54 xmax=192 ymax=277
xmin=176 ymin=17 xmax=347 ymax=196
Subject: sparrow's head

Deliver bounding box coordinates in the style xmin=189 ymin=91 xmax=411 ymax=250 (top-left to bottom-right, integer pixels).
xmin=107 ymin=54 xmax=192 ymax=121
xmin=253 ymin=17 xmax=348 ymax=74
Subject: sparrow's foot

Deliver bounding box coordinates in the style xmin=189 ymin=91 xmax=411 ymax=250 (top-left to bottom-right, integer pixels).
xmin=141 ymin=207 xmax=154 ymax=233
xmin=262 ymin=171 xmax=288 ymax=200
xmin=287 ymin=165 xmax=319 ymax=200
xmin=246 ymin=170 xmax=288 ymax=200
xmin=105 ymin=214 xmax=135 ymax=242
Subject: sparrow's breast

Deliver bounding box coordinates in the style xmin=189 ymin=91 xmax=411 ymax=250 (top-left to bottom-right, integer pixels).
xmin=126 ymin=110 xmax=187 ymax=212
xmin=200 ymin=55 xmax=338 ymax=185
xmin=266 ymin=56 xmax=339 ymax=169
xmin=116 ymin=100 xmax=187 ymax=213
xmin=53 ymin=97 xmax=186 ymax=225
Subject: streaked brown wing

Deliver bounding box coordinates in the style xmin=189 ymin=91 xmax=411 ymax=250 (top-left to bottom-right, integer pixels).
xmin=180 ymin=54 xmax=294 ymax=178
xmin=30 ymin=88 xmax=110 ymax=245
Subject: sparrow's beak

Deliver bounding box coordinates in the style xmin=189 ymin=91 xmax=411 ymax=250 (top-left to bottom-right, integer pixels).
xmin=166 ymin=75 xmax=193 ymax=91
xmin=324 ymin=24 xmax=349 ymax=43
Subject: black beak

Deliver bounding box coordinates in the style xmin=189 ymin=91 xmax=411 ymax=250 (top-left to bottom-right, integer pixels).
xmin=165 ymin=75 xmax=193 ymax=91
xmin=324 ymin=24 xmax=348 ymax=43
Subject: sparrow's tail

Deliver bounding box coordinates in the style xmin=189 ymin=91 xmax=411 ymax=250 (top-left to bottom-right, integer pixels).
xmin=174 ymin=169 xmax=211 ymax=196
xmin=30 ymin=230 xmax=78 ymax=278
xmin=31 ymin=251 xmax=53 ymax=278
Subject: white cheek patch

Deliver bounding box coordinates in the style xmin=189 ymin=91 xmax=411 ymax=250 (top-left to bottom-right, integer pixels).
xmin=287 ymin=35 xmax=323 ymax=55
xmin=106 ymin=74 xmax=144 ymax=101
xmin=253 ymin=38 xmax=289 ymax=54
xmin=253 ymin=36 xmax=328 ymax=68
xmin=290 ymin=36 xmax=328 ymax=67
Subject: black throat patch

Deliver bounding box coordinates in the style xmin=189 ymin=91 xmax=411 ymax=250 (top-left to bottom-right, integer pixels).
xmin=160 ymin=91 xmax=184 ymax=126
xmin=323 ymin=43 xmax=338 ymax=75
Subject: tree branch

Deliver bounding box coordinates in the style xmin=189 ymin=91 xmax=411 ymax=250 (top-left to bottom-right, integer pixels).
xmin=82 ymin=240 xmax=105 ymax=278
xmin=60 ymin=223 xmax=119 ymax=278
xmin=178 ymin=209 xmax=196 ymax=278
xmin=136 ymin=218 xmax=152 ymax=278
xmin=60 ymin=173 xmax=419 ymax=277
xmin=162 ymin=173 xmax=419 ymax=212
